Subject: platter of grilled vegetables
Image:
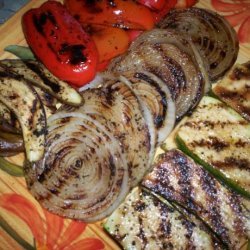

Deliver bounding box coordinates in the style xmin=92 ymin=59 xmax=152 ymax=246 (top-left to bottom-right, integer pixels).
xmin=0 ymin=5 xmax=249 ymax=250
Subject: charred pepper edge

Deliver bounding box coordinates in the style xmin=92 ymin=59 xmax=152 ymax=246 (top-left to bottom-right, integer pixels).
xmin=175 ymin=135 xmax=250 ymax=199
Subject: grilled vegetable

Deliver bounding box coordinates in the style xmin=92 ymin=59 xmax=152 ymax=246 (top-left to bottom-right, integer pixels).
xmin=0 ymin=157 xmax=23 ymax=177
xmin=22 ymin=1 xmax=98 ymax=87
xmin=81 ymin=78 xmax=153 ymax=188
xmin=105 ymin=187 xmax=223 ymax=249
xmin=175 ymin=96 xmax=250 ymax=197
xmin=0 ymin=59 xmax=82 ymax=106
xmin=158 ymin=7 xmax=239 ymax=81
xmin=84 ymin=24 xmax=130 ymax=68
xmin=143 ymin=149 xmax=250 ymax=249
xmin=24 ymin=111 xmax=129 ymax=222
xmin=64 ymin=0 xmax=154 ymax=30
xmin=109 ymin=29 xmax=207 ymax=120
xmin=120 ymin=71 xmax=176 ymax=145
xmin=213 ymin=61 xmax=250 ymax=122
xmin=0 ymin=131 xmax=24 ymax=157
xmin=0 ymin=69 xmax=46 ymax=162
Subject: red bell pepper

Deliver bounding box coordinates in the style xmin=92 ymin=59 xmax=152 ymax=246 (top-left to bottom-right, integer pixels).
xmin=22 ymin=1 xmax=98 ymax=87
xmin=64 ymin=0 xmax=154 ymax=30
xmin=137 ymin=0 xmax=166 ymax=10
xmin=85 ymin=24 xmax=130 ymax=66
xmin=153 ymin=0 xmax=178 ymax=23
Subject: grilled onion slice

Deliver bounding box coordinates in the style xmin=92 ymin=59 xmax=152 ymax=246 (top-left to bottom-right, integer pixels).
xmin=109 ymin=29 xmax=205 ymax=120
xmin=120 ymin=71 xmax=175 ymax=145
xmin=158 ymin=7 xmax=239 ymax=82
xmin=80 ymin=80 xmax=153 ymax=187
xmin=25 ymin=111 xmax=129 ymax=222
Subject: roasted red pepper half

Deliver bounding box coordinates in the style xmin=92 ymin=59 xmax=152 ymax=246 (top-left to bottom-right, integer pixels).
xmin=85 ymin=24 xmax=130 ymax=66
xmin=22 ymin=1 xmax=98 ymax=87
xmin=64 ymin=0 xmax=154 ymax=30
xmin=152 ymin=0 xmax=177 ymax=23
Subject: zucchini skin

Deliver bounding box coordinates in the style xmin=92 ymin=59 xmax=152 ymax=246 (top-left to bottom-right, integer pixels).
xmin=142 ymin=149 xmax=250 ymax=249
xmin=105 ymin=187 xmax=223 ymax=250
xmin=175 ymin=96 xmax=250 ymax=197
xmin=176 ymin=135 xmax=250 ymax=199
xmin=0 ymin=157 xmax=23 ymax=177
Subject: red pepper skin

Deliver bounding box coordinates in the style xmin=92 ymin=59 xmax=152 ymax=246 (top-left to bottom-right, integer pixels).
xmin=22 ymin=1 xmax=98 ymax=87
xmin=153 ymin=0 xmax=178 ymax=23
xmin=64 ymin=0 xmax=154 ymax=30
xmin=137 ymin=0 xmax=165 ymax=10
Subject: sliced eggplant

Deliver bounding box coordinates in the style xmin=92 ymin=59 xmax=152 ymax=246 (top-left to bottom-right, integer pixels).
xmin=0 ymin=59 xmax=82 ymax=106
xmin=158 ymin=7 xmax=239 ymax=81
xmin=175 ymin=96 xmax=250 ymax=197
xmin=120 ymin=71 xmax=176 ymax=145
xmin=213 ymin=61 xmax=250 ymax=122
xmin=143 ymin=149 xmax=250 ymax=249
xmin=105 ymin=187 xmax=223 ymax=249
xmin=0 ymin=69 xmax=46 ymax=162
xmin=79 ymin=79 xmax=153 ymax=188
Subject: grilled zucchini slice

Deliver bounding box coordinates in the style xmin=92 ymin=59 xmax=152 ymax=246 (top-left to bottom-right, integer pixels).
xmin=175 ymin=96 xmax=250 ymax=198
xmin=143 ymin=149 xmax=250 ymax=249
xmin=213 ymin=61 xmax=250 ymax=122
xmin=105 ymin=187 xmax=222 ymax=250
xmin=0 ymin=59 xmax=82 ymax=106
xmin=0 ymin=70 xmax=46 ymax=162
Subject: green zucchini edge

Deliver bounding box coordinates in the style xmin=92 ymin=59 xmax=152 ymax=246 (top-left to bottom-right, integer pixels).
xmin=175 ymin=135 xmax=250 ymax=199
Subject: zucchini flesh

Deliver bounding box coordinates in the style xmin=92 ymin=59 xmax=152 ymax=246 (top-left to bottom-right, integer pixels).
xmin=105 ymin=187 xmax=222 ymax=250
xmin=0 ymin=71 xmax=46 ymax=162
xmin=142 ymin=149 xmax=250 ymax=249
xmin=176 ymin=96 xmax=250 ymax=196
xmin=213 ymin=61 xmax=250 ymax=122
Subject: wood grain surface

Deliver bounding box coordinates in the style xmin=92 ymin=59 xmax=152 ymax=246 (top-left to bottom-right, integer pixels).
xmin=0 ymin=0 xmax=249 ymax=249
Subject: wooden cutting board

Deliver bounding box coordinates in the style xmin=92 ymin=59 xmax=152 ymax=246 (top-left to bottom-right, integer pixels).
xmin=0 ymin=1 xmax=249 ymax=249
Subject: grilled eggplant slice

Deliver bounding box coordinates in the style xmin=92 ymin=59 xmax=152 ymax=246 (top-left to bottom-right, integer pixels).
xmin=0 ymin=59 xmax=82 ymax=106
xmin=105 ymin=187 xmax=223 ymax=250
xmin=109 ymin=29 xmax=204 ymax=120
xmin=25 ymin=111 xmax=129 ymax=222
xmin=213 ymin=61 xmax=250 ymax=122
xmin=120 ymin=71 xmax=176 ymax=145
xmin=80 ymin=79 xmax=153 ymax=188
xmin=0 ymin=70 xmax=46 ymax=162
xmin=143 ymin=149 xmax=250 ymax=249
xmin=158 ymin=7 xmax=239 ymax=82
xmin=176 ymin=96 xmax=250 ymax=198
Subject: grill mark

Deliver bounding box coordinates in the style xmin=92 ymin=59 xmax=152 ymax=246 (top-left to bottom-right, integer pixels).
xmin=153 ymin=43 xmax=186 ymax=97
xmin=212 ymin=157 xmax=250 ymax=171
xmin=133 ymin=72 xmax=168 ymax=129
xmin=158 ymin=201 xmax=172 ymax=239
xmin=190 ymin=136 xmax=229 ymax=152
xmin=24 ymin=61 xmax=61 ymax=93
xmin=137 ymin=216 xmax=148 ymax=248
xmin=183 ymin=119 xmax=248 ymax=130
xmin=199 ymin=167 xmax=231 ymax=245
